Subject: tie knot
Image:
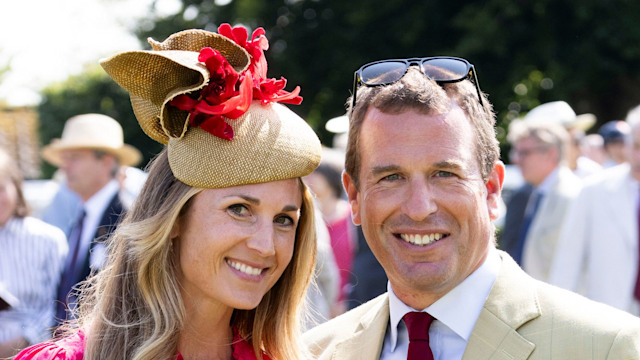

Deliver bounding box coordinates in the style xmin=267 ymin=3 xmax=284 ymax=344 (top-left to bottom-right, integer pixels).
xmin=403 ymin=311 xmax=434 ymax=341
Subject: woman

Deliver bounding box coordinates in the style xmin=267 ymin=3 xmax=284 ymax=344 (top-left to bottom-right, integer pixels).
xmin=0 ymin=149 xmax=67 ymax=358
xmin=16 ymin=24 xmax=321 ymax=360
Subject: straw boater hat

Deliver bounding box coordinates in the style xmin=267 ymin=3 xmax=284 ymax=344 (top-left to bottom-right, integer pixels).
xmin=41 ymin=113 xmax=142 ymax=167
xmin=522 ymin=101 xmax=596 ymax=131
xmin=99 ymin=25 xmax=321 ymax=188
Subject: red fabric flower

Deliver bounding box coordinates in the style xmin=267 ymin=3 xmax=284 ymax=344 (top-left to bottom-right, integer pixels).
xmin=169 ymin=47 xmax=252 ymax=140
xmin=218 ymin=23 xmax=302 ymax=106
xmin=168 ymin=25 xmax=302 ymax=141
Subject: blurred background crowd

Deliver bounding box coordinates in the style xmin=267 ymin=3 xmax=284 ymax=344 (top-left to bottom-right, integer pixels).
xmin=2 ymin=0 xmax=640 ymax=356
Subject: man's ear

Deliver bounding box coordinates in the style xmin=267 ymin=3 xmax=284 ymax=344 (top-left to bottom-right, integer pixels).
xmin=486 ymin=161 xmax=505 ymax=221
xmin=342 ymin=171 xmax=361 ymax=226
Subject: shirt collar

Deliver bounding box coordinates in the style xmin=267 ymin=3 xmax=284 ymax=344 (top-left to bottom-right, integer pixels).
xmin=535 ymin=166 xmax=560 ymax=195
xmin=84 ymin=179 xmax=119 ymax=217
xmin=387 ymin=246 xmax=502 ymax=350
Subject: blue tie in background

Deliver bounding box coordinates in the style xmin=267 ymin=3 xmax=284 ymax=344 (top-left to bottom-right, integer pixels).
xmin=56 ymin=209 xmax=86 ymax=323
xmin=513 ymin=191 xmax=543 ymax=265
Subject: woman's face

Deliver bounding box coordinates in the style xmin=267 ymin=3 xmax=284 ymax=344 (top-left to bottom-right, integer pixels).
xmin=0 ymin=175 xmax=18 ymax=227
xmin=175 ymin=178 xmax=302 ymax=312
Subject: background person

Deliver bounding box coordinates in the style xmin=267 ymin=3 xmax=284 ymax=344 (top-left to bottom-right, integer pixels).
xmin=305 ymin=154 xmax=356 ymax=316
xmin=598 ymin=120 xmax=631 ymax=167
xmin=549 ymin=104 xmax=640 ymax=316
xmin=500 ymin=107 xmax=582 ymax=282
xmin=0 ymin=148 xmax=67 ymax=358
xmin=41 ymin=113 xmax=142 ymax=324
xmin=304 ymin=58 xmax=640 ymax=359
xmin=16 ymin=25 xmax=321 ymax=360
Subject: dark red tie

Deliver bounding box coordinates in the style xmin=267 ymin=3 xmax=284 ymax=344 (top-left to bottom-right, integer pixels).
xmin=634 ymin=198 xmax=640 ymax=301
xmin=403 ymin=311 xmax=435 ymax=360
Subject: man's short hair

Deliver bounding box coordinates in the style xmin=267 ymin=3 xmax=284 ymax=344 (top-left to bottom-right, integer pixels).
xmin=507 ymin=121 xmax=570 ymax=164
xmin=345 ymin=67 xmax=498 ymax=189
xmin=93 ymin=149 xmax=121 ymax=179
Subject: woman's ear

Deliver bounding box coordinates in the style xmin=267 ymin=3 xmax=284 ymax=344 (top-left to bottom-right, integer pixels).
xmin=170 ymin=218 xmax=180 ymax=240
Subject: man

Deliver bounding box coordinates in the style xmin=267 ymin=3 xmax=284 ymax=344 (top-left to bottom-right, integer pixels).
xmin=500 ymin=103 xmax=582 ymax=282
xmin=549 ymin=104 xmax=640 ymax=316
xmin=304 ymin=59 xmax=640 ymax=359
xmin=41 ymin=113 xmax=141 ymax=322
xmin=599 ymin=120 xmax=631 ymax=167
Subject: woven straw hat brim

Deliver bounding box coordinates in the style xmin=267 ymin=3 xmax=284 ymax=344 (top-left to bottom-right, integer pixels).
xmin=148 ymin=29 xmax=251 ymax=71
xmin=101 ymin=50 xmax=210 ymax=144
xmin=168 ymin=102 xmax=321 ymax=188
xmin=41 ymin=140 xmax=142 ymax=167
xmin=100 ymin=31 xmax=250 ymax=145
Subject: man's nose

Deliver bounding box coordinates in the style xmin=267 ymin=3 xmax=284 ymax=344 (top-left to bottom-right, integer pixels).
xmin=401 ymin=178 xmax=437 ymax=222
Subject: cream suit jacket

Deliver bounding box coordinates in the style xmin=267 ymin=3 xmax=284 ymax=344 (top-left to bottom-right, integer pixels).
xmin=549 ymin=164 xmax=639 ymax=314
xmin=522 ymin=166 xmax=582 ymax=282
xmin=304 ymin=251 xmax=640 ymax=359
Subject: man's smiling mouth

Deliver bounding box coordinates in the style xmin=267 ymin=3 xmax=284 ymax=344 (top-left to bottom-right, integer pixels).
xmin=398 ymin=233 xmax=448 ymax=246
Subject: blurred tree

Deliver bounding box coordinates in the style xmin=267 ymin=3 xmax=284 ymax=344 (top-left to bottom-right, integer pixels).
xmin=129 ymin=0 xmax=640 ymax=158
xmin=37 ymin=66 xmax=163 ymax=178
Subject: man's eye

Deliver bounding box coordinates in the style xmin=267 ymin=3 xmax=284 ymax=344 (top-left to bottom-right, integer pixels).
xmin=382 ymin=174 xmax=401 ymax=181
xmin=435 ymin=171 xmax=455 ymax=178
xmin=228 ymin=204 xmax=249 ymax=216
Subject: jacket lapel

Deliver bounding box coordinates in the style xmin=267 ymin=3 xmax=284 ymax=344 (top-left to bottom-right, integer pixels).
xmin=333 ymin=295 xmax=390 ymax=360
xmin=463 ymin=251 xmax=537 ymax=360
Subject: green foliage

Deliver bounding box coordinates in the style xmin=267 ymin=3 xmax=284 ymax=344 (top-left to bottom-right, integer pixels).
xmin=133 ymin=0 xmax=640 ymax=156
xmin=37 ymin=66 xmax=163 ymax=178
xmin=37 ymin=0 xmax=640 ymax=168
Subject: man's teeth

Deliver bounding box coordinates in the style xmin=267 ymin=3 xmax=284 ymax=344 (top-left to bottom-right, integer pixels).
xmin=400 ymin=233 xmax=444 ymax=246
xmin=227 ymin=260 xmax=263 ymax=276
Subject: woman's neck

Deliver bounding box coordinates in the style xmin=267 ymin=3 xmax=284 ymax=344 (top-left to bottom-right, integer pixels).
xmin=178 ymin=299 xmax=235 ymax=360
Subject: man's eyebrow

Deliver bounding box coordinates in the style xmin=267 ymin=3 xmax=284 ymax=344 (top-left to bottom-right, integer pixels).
xmin=434 ymin=160 xmax=465 ymax=171
xmin=370 ymin=164 xmax=401 ymax=177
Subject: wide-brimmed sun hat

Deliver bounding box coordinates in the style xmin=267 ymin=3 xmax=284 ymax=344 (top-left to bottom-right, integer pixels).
xmin=41 ymin=113 xmax=142 ymax=167
xmin=523 ymin=101 xmax=596 ymax=131
xmin=100 ymin=25 xmax=321 ymax=188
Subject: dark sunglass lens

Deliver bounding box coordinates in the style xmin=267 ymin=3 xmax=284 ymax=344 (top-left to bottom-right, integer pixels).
xmin=421 ymin=58 xmax=469 ymax=81
xmin=360 ymin=61 xmax=408 ymax=86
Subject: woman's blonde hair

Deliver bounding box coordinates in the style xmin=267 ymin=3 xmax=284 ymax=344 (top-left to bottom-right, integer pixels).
xmin=70 ymin=148 xmax=316 ymax=360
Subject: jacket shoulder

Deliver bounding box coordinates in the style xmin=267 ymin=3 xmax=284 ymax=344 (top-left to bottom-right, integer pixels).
xmin=303 ymin=294 xmax=387 ymax=358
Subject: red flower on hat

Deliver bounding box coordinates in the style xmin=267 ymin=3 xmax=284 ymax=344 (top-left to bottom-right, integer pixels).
xmin=169 ymin=24 xmax=302 ymax=141
xmin=169 ymin=47 xmax=252 ymax=140
xmin=219 ymin=23 xmax=302 ymax=105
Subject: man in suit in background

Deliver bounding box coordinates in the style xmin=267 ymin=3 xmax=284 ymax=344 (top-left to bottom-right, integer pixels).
xmin=550 ymin=104 xmax=640 ymax=316
xmin=500 ymin=103 xmax=582 ymax=282
xmin=304 ymin=58 xmax=640 ymax=359
xmin=41 ymin=114 xmax=141 ymax=323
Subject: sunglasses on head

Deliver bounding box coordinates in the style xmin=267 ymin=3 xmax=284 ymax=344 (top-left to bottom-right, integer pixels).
xmin=351 ymin=56 xmax=483 ymax=109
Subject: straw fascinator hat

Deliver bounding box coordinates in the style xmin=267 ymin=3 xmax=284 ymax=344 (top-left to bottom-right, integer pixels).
xmin=100 ymin=24 xmax=321 ymax=188
xmin=42 ymin=113 xmax=142 ymax=167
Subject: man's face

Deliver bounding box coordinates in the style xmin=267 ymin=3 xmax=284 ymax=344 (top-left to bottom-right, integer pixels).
xmin=343 ymin=105 xmax=504 ymax=310
xmin=606 ymin=140 xmax=628 ymax=165
xmin=628 ymin=126 xmax=640 ymax=182
xmin=511 ymin=136 xmax=557 ymax=186
xmin=60 ymin=149 xmax=115 ymax=201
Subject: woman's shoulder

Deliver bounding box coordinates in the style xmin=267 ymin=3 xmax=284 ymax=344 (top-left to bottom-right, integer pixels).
xmin=14 ymin=331 xmax=85 ymax=360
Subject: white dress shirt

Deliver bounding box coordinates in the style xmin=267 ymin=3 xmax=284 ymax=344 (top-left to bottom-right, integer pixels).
xmin=79 ymin=179 xmax=120 ymax=270
xmin=381 ymin=247 xmax=502 ymax=360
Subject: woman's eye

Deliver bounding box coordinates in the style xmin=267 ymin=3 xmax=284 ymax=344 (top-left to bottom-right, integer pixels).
xmin=274 ymin=215 xmax=294 ymax=226
xmin=228 ymin=204 xmax=249 ymax=216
